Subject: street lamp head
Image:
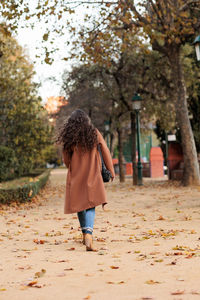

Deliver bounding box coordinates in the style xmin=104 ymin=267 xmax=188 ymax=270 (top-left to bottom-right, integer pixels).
xmin=193 ymin=35 xmax=200 ymax=61
xmin=132 ymin=93 xmax=142 ymax=111
xmin=104 ymin=120 xmax=110 ymax=131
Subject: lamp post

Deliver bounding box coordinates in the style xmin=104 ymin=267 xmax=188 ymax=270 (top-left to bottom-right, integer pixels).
xmin=193 ymin=35 xmax=200 ymax=61
xmin=104 ymin=120 xmax=110 ymax=148
xmin=132 ymin=93 xmax=143 ymax=186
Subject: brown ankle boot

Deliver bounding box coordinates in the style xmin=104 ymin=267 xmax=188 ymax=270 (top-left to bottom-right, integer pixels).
xmin=84 ymin=233 xmax=97 ymax=251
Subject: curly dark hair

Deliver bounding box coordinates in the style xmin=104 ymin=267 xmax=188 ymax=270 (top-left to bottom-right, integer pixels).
xmin=56 ymin=109 xmax=98 ymax=154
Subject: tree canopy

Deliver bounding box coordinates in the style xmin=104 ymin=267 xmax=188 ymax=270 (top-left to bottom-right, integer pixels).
xmin=0 ymin=26 xmax=52 ymax=177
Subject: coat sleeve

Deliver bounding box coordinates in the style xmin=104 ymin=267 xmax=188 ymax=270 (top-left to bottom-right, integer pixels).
xmin=62 ymin=149 xmax=70 ymax=168
xmin=97 ymin=129 xmax=115 ymax=178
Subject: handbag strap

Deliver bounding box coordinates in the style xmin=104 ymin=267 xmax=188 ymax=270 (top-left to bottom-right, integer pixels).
xmin=97 ymin=144 xmax=104 ymax=167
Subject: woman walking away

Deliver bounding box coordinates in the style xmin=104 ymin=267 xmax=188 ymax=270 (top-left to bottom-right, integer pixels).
xmin=56 ymin=109 xmax=115 ymax=251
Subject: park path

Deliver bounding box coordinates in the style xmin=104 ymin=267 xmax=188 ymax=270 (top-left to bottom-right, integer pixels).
xmin=1 ymin=169 xmax=200 ymax=300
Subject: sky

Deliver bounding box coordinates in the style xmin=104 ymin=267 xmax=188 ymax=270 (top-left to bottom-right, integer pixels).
xmin=17 ymin=28 xmax=68 ymax=102
xmin=17 ymin=18 xmax=72 ymax=102
xmin=16 ymin=2 xmax=99 ymax=103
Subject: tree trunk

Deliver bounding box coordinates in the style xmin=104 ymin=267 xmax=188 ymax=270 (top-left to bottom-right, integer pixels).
xmin=130 ymin=112 xmax=137 ymax=185
xmin=88 ymin=108 xmax=92 ymax=118
xmin=169 ymin=49 xmax=200 ymax=186
xmin=110 ymin=132 xmax=114 ymax=155
xmin=117 ymin=127 xmax=125 ymax=182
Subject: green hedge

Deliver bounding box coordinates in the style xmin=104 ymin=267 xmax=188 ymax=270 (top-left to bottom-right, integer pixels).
xmin=0 ymin=169 xmax=51 ymax=204
xmin=0 ymin=146 xmax=16 ymax=182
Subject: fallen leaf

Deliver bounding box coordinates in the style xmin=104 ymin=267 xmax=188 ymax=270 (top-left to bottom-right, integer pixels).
xmin=185 ymin=253 xmax=195 ymax=259
xmin=33 ymin=239 xmax=46 ymax=244
xmin=34 ymin=269 xmax=46 ymax=278
xmin=174 ymin=252 xmax=183 ymax=256
xmin=154 ymin=259 xmax=163 ymax=263
xmin=145 ymin=280 xmax=161 ymax=285
xmin=157 ymin=215 xmax=165 ymax=220
xmin=190 ymin=290 xmax=200 ymax=295
xmin=111 ymin=239 xmax=123 ymax=242
xmin=32 ymin=284 xmax=42 ymax=288
xmin=110 ymin=266 xmax=119 ymax=269
xmin=171 ymin=290 xmax=185 ymax=295
xmin=96 ymin=238 xmax=106 ymax=242
xmin=27 ymin=281 xmax=38 ymax=287
xmin=170 ymin=261 xmax=177 ymax=265
xmin=58 ymin=260 xmax=68 ymax=263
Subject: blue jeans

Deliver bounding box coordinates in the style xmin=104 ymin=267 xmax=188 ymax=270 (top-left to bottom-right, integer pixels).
xmin=77 ymin=207 xmax=95 ymax=235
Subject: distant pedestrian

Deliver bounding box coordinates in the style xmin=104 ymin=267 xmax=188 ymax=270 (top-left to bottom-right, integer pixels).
xmin=56 ymin=109 xmax=115 ymax=251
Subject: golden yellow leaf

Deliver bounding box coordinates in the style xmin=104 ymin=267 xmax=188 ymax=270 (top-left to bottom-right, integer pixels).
xmin=145 ymin=280 xmax=161 ymax=285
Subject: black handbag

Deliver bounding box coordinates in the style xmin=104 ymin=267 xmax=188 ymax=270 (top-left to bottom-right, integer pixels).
xmin=97 ymin=144 xmax=112 ymax=182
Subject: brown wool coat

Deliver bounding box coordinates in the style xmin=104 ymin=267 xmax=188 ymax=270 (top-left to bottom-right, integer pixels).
xmin=62 ymin=129 xmax=115 ymax=214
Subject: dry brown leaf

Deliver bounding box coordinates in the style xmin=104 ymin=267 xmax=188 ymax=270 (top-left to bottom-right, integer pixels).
xmin=171 ymin=290 xmax=185 ymax=295
xmin=174 ymin=252 xmax=183 ymax=255
xmin=96 ymin=238 xmax=106 ymax=242
xmin=117 ymin=281 xmax=125 ymax=284
xmin=33 ymin=239 xmax=46 ymax=244
xmin=32 ymin=284 xmax=42 ymax=288
xmin=58 ymin=260 xmax=68 ymax=263
xmin=27 ymin=281 xmax=38 ymax=287
xmin=157 ymin=215 xmax=165 ymax=220
xmin=110 ymin=266 xmax=119 ymax=269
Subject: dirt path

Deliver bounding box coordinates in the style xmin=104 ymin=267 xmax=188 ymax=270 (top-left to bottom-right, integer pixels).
xmin=1 ymin=169 xmax=200 ymax=300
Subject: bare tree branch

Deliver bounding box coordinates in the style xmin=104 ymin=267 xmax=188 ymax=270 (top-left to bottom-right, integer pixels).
xmin=180 ymin=0 xmax=200 ymax=11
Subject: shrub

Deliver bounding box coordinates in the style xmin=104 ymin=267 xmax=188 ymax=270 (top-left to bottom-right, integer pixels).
xmin=43 ymin=145 xmax=61 ymax=165
xmin=0 ymin=169 xmax=50 ymax=204
xmin=0 ymin=146 xmax=16 ymax=182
